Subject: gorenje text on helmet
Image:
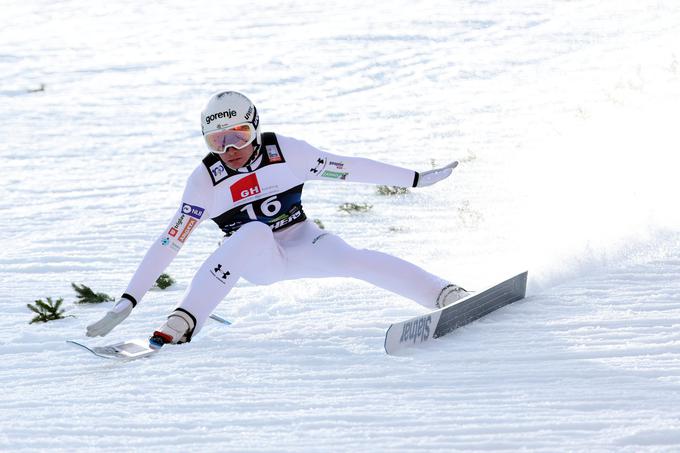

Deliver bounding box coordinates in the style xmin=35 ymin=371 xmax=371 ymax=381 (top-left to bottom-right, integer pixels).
xmin=205 ymin=109 xmax=238 ymax=124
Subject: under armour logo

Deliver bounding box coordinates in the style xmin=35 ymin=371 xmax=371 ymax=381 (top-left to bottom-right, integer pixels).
xmin=210 ymin=263 xmax=231 ymax=284
xmin=310 ymin=157 xmax=326 ymax=174
xmin=214 ymin=264 xmax=231 ymax=279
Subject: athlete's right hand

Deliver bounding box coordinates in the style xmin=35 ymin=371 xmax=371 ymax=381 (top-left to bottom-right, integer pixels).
xmin=416 ymin=161 xmax=459 ymax=187
xmin=86 ymin=297 xmax=134 ymax=337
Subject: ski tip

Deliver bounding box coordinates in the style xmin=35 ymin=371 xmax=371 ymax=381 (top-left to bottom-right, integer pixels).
xmin=384 ymin=324 xmax=394 ymax=354
xmin=209 ymin=314 xmax=232 ymax=325
xmin=66 ymin=339 xmax=89 ymax=350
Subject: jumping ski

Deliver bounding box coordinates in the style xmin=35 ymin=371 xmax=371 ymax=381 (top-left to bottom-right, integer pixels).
xmin=67 ymin=338 xmax=158 ymax=360
xmin=68 ymin=313 xmax=231 ymax=360
xmin=384 ymin=271 xmax=528 ymax=354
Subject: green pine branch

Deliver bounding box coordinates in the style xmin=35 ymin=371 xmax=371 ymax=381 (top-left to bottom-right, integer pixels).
xmin=376 ymin=185 xmax=410 ymax=196
xmin=313 ymin=219 xmax=325 ymax=230
xmin=338 ymin=202 xmax=373 ymax=213
xmin=27 ymin=297 xmax=66 ymax=324
xmin=71 ymin=283 xmax=114 ymax=304
xmin=154 ymin=273 xmax=175 ymax=290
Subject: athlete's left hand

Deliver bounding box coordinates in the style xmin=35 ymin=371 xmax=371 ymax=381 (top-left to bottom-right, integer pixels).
xmin=86 ymin=297 xmax=133 ymax=337
xmin=416 ymin=161 xmax=459 ymax=187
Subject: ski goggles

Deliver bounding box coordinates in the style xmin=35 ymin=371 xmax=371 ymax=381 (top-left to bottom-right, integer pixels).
xmin=204 ymin=123 xmax=256 ymax=153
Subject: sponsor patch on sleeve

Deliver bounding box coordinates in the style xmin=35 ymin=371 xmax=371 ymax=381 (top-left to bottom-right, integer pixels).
xmin=320 ymin=170 xmax=349 ymax=180
xmin=178 ymin=218 xmax=197 ymax=243
xmin=161 ymin=236 xmax=181 ymax=252
xmin=181 ymin=203 xmax=205 ymax=219
xmin=161 ymin=210 xmax=199 ymax=251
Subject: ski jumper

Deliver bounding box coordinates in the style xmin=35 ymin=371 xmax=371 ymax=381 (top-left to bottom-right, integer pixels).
xmin=122 ymin=133 xmax=449 ymax=334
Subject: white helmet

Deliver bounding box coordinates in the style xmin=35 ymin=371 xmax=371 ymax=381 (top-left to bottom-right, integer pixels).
xmin=201 ymin=91 xmax=261 ymax=153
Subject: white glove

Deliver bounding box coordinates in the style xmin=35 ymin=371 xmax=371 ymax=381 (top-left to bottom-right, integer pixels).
xmin=416 ymin=161 xmax=459 ymax=187
xmin=86 ymin=297 xmax=134 ymax=337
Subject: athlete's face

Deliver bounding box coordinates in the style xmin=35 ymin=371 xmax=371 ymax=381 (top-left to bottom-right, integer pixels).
xmin=218 ymin=143 xmax=255 ymax=169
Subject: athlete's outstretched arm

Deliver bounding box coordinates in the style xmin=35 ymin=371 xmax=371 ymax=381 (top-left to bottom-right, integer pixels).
xmin=86 ymin=167 xmax=212 ymax=337
xmin=279 ymin=134 xmax=458 ymax=187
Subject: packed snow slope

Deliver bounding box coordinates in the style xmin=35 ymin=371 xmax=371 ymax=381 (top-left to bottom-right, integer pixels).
xmin=1 ymin=0 xmax=680 ymax=451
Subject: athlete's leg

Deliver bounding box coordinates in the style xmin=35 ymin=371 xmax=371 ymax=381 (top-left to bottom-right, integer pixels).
xmin=279 ymin=222 xmax=456 ymax=309
xmin=157 ymin=222 xmax=286 ymax=342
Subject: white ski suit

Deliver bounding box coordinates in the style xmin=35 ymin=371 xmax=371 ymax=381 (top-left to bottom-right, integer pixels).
xmin=122 ymin=133 xmax=450 ymax=335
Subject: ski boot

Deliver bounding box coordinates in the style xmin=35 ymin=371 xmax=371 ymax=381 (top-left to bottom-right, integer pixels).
xmin=149 ymin=309 xmax=196 ymax=349
xmin=435 ymin=284 xmax=470 ymax=309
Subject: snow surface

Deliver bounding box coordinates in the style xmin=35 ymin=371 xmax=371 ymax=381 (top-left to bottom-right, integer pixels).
xmin=2 ymin=0 xmax=680 ymax=451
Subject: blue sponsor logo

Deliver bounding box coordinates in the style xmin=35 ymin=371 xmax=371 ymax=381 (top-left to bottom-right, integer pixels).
xmin=181 ymin=203 xmax=205 ymax=219
xmin=210 ymin=162 xmax=226 ymax=178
